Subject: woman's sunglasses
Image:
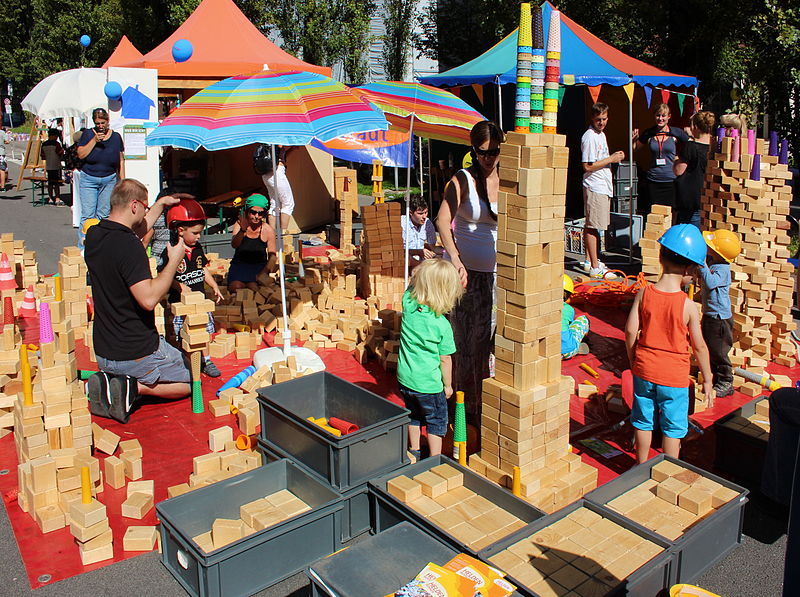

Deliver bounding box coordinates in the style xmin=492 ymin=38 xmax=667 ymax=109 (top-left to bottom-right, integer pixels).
xmin=248 ymin=209 xmax=266 ymax=216
xmin=473 ymin=147 xmax=500 ymax=158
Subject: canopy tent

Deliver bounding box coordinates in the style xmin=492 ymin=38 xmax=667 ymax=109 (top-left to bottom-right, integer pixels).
xmin=118 ymin=0 xmax=330 ymax=78
xmin=102 ymin=35 xmax=143 ymax=68
xmin=420 ymin=1 xmax=697 ymax=89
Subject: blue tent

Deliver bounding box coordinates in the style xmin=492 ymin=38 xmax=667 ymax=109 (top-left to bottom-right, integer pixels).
xmin=420 ymin=2 xmax=697 ymax=89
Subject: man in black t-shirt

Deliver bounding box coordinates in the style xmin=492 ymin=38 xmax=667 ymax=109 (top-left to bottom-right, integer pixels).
xmin=84 ymin=178 xmax=191 ymax=423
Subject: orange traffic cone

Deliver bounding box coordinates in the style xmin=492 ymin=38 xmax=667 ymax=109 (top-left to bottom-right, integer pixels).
xmin=18 ymin=285 xmax=36 ymax=318
xmin=0 ymin=253 xmax=16 ymax=291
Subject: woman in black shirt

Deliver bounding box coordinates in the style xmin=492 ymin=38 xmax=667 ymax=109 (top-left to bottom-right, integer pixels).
xmin=227 ymin=194 xmax=276 ymax=292
xmin=674 ymin=111 xmax=716 ymax=229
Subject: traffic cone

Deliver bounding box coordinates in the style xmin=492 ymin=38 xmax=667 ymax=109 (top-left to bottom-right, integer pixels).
xmin=452 ymin=390 xmax=467 ymax=462
xmin=3 ymin=296 xmax=13 ymax=325
xmin=0 ymin=253 xmax=16 ymax=291
xmin=18 ymin=285 xmax=36 ymax=318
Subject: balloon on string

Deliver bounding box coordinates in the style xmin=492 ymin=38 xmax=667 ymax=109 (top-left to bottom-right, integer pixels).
xmin=79 ymin=35 xmax=91 ymax=48
xmin=171 ymin=39 xmax=193 ymax=63
xmin=104 ymin=81 xmax=123 ymax=100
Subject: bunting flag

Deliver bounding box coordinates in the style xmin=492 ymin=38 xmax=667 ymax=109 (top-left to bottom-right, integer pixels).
xmin=451 ymin=87 xmax=461 ymax=97
xmin=472 ymin=84 xmax=484 ymax=105
xmin=660 ymin=87 xmax=670 ymax=105
xmin=677 ymin=94 xmax=684 ymax=116
xmin=588 ymin=85 xmax=601 ymax=104
xmin=643 ymin=85 xmax=653 ymax=107
xmin=694 ymin=95 xmax=701 ymax=112
xmin=622 ymin=82 xmax=635 ymax=104
xmin=557 ymin=85 xmax=566 ymax=106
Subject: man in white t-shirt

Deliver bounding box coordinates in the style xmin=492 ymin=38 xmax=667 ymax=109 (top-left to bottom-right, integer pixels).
xmin=401 ymin=195 xmax=438 ymax=269
xmin=581 ymin=102 xmax=625 ymax=280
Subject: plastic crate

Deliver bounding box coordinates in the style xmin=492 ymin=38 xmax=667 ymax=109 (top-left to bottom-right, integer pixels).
xmin=156 ymin=459 xmax=344 ymax=597
xmin=257 ymin=440 xmax=375 ymax=542
xmin=614 ymin=177 xmax=639 ymax=199
xmin=369 ymin=455 xmax=545 ymax=556
xmin=478 ymin=499 xmax=672 ymax=597
xmin=612 ymin=196 xmax=638 ymax=215
xmin=565 ymin=218 xmax=605 ymax=255
xmin=257 ymin=372 xmax=410 ymax=491
xmin=584 ymin=454 xmax=748 ymax=584
xmin=307 ymin=522 xmax=461 ymax=597
xmin=714 ymin=397 xmax=770 ymax=486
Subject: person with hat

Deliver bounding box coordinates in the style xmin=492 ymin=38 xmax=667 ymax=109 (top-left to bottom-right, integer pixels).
xmin=84 ymin=179 xmax=192 ymax=423
xmin=625 ymin=224 xmax=715 ymax=463
xmin=698 ymin=229 xmax=741 ymax=398
xmin=158 ymin=198 xmax=224 ymax=377
xmin=561 ymin=274 xmax=590 ymax=359
xmin=228 ymin=193 xmax=276 ymax=292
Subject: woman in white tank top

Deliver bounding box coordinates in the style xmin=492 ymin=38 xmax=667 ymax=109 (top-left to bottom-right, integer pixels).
xmin=436 ymin=120 xmax=503 ymax=426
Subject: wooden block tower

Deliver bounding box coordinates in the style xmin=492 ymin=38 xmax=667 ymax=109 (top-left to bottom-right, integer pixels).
xmin=702 ymin=134 xmax=796 ymax=366
xmin=638 ymin=205 xmax=672 ymax=282
xmin=172 ymin=291 xmax=216 ymax=413
xmin=359 ymin=202 xmax=405 ymax=309
xmin=334 ymin=167 xmax=358 ymax=255
xmin=468 ymin=131 xmax=597 ymax=513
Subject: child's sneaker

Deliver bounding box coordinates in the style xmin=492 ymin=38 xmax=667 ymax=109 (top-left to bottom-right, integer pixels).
xmin=590 ymin=265 xmax=617 ymax=280
xmin=202 ymin=358 xmax=221 ymax=378
xmin=713 ymin=382 xmax=734 ymax=398
xmin=578 ymin=342 xmax=590 ymax=355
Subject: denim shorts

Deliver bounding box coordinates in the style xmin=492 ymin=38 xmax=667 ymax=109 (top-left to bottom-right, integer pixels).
xmin=631 ymin=375 xmax=689 ymax=438
xmin=97 ymin=337 xmax=190 ymax=386
xmin=399 ymin=384 xmax=448 ymax=437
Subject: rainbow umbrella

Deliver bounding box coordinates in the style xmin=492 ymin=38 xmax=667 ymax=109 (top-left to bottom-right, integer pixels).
xmin=145 ymin=70 xmax=388 ymax=151
xmin=352 ymin=81 xmax=485 ymax=145
xmin=353 ymin=81 xmax=486 ymax=285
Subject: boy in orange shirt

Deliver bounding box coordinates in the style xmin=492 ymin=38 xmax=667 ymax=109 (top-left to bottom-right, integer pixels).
xmin=625 ymin=224 xmax=715 ymax=463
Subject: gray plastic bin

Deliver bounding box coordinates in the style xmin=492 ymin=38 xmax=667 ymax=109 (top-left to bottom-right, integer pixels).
xmin=257 ymin=371 xmax=410 ymax=491
xmin=714 ymin=397 xmax=769 ymax=486
xmin=156 ymin=459 xmax=343 ymax=597
xmin=369 ymin=455 xmax=545 ymax=556
xmin=584 ymin=454 xmax=748 ymax=584
xmin=479 ymin=499 xmax=672 ymax=597
xmin=257 ymin=440 xmax=375 ymax=541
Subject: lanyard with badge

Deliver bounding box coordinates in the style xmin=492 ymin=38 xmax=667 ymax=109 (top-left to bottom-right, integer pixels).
xmin=654 ymin=130 xmax=669 ymax=166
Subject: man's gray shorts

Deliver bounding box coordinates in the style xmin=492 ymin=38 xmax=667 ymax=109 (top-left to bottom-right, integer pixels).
xmin=96 ymin=337 xmax=190 ymax=385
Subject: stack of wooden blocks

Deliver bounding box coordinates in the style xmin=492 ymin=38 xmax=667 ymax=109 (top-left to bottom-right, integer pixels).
xmin=172 ymin=291 xmax=216 ymax=353
xmin=386 ymin=463 xmax=527 ymax=551
xmin=0 ymin=233 xmax=39 ymax=291
xmin=487 ymin=506 xmax=665 ymax=595
xmin=720 ymin=397 xmax=771 ymax=438
xmin=191 ymin=488 xmax=310 ymax=553
xmin=604 ymin=460 xmax=740 ymax=540
xmin=638 ymin=205 xmax=672 ymax=283
xmin=467 ymin=131 xmax=597 ymax=513
xmin=360 ymin=202 xmax=405 ymax=309
xmin=68 ymin=486 xmax=113 ymax=565
xmin=334 ymin=167 xmax=358 ymax=255
xmin=702 ymin=137 xmax=796 ymax=367
xmin=57 ymin=247 xmax=90 ymax=338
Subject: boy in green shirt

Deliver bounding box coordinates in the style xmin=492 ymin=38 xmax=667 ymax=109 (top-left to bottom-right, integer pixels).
xmin=397 ymin=259 xmax=464 ymax=459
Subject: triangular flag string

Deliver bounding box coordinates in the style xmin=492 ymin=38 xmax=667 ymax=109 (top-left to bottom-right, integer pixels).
xmin=557 ymin=85 xmax=566 ymax=107
xmin=622 ymin=82 xmax=635 ymax=104
xmin=643 ymin=85 xmax=653 ymax=107
xmin=471 ymin=83 xmax=484 ymax=105
xmin=660 ymin=87 xmax=670 ymax=105
xmin=588 ymin=85 xmax=602 ymax=104
xmin=677 ymin=94 xmax=685 ymax=116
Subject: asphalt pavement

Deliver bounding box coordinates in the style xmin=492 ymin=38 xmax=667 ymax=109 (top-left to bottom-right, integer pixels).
xmin=0 ymin=140 xmax=789 ymax=596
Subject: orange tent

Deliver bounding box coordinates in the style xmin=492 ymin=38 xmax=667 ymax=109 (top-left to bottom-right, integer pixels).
xmin=102 ymin=35 xmax=144 ymax=68
xmin=119 ymin=0 xmax=331 ymax=78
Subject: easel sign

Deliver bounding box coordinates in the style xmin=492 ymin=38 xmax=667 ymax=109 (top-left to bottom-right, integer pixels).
xmin=123 ymin=125 xmax=147 ymax=160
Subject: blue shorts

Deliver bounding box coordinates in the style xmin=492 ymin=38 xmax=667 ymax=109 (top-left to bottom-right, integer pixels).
xmin=631 ymin=375 xmax=689 ymax=438
xmin=97 ymin=337 xmax=191 ymax=386
xmin=399 ymin=384 xmax=448 ymax=437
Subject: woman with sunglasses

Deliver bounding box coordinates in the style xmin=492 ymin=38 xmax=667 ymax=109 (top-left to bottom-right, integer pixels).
xmin=228 ymin=194 xmax=276 ymax=292
xmin=436 ymin=120 xmax=503 ymax=426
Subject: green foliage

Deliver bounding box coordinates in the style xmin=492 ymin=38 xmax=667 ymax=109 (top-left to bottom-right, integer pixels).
xmin=382 ymin=0 xmax=415 ymax=81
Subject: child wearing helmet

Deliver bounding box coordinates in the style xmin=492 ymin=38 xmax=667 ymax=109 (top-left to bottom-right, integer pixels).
xmin=561 ymin=274 xmax=590 ymax=359
xmin=159 ymin=198 xmax=224 ymax=377
xmin=625 ymin=224 xmax=715 ymax=463
xmin=227 ymin=194 xmax=276 ymax=292
xmin=697 ymin=229 xmax=741 ymax=398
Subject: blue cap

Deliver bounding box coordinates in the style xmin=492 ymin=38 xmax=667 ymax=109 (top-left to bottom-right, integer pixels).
xmin=658 ymin=224 xmax=707 ymax=266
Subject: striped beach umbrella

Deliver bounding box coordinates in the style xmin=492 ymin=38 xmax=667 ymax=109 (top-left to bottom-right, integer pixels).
xmin=146 ymin=70 xmax=388 ymax=151
xmin=352 ymin=81 xmax=486 ymax=145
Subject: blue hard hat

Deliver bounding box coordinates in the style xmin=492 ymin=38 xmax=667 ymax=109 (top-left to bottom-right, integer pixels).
xmin=658 ymin=224 xmax=707 ymax=265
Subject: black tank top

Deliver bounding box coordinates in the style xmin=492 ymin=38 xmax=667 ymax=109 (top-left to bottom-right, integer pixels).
xmin=232 ymin=233 xmax=268 ymax=265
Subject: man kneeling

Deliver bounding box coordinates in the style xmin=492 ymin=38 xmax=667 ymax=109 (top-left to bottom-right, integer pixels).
xmin=84 ymin=178 xmax=191 ymax=423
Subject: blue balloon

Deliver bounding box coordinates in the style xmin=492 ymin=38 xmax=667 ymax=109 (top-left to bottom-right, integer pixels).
xmin=171 ymin=39 xmax=193 ymax=63
xmin=79 ymin=34 xmax=91 ymax=48
xmin=104 ymin=81 xmax=123 ymax=100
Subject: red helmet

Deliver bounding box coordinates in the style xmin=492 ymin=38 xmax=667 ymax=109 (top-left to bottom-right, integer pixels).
xmin=166 ymin=198 xmax=205 ymax=228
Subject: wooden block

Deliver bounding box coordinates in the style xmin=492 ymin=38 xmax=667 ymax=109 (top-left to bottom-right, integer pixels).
xmin=78 ymin=540 xmax=114 ymax=565
xmin=104 ymin=456 xmax=126 ymax=489
xmin=119 ymin=439 xmax=143 ymax=459
xmin=95 ymin=429 xmax=121 ymax=456
xmin=126 ymin=480 xmax=155 ymax=498
xmin=677 ymin=486 xmax=713 ymax=516
xmin=413 ymin=470 xmax=449 ymax=499
xmin=123 ymin=526 xmax=159 ymax=551
xmin=192 ymin=530 xmax=214 ymax=553
xmin=35 ymin=503 xmax=66 ymax=533
xmin=30 ymin=456 xmax=57 ymax=492
xmin=386 ymin=475 xmax=423 ymax=502
xmin=78 ymin=527 xmax=113 ymax=552
xmin=69 ymin=499 xmax=107 ymax=528
xmin=167 ymin=483 xmax=192 ymax=498
xmin=650 ymin=460 xmax=685 ymax=482
xmin=209 ymin=426 xmax=233 ymax=452
xmin=193 ymin=453 xmax=221 ymax=476
xmin=212 ymin=517 xmax=244 ymax=549
xmin=429 ymin=464 xmax=464 ymax=491
xmin=711 ymin=485 xmax=740 ymax=508
xmin=120 ymin=453 xmax=143 ymax=480
xmin=655 ymin=477 xmax=690 ymax=505
xmin=121 ymin=491 xmax=154 ymax=519
xmin=70 ymin=518 xmax=110 ymax=542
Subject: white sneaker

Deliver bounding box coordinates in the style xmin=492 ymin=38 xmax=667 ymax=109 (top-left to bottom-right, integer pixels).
xmin=590 ymin=266 xmax=617 ymax=280
xmin=581 ymin=260 xmax=606 ymax=273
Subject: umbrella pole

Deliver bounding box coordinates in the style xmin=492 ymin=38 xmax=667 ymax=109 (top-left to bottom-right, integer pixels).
xmin=418 ymin=136 xmax=424 ymax=201
xmin=496 ymin=78 xmax=503 ymax=130
xmin=272 ymin=144 xmax=292 ymax=355
xmin=404 ymin=114 xmax=416 ymax=289
xmin=628 ymin=85 xmax=634 ymax=264
xmin=427 ymin=139 xmax=433 ymax=212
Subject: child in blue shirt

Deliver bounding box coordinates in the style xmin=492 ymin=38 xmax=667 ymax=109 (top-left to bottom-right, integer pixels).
xmin=699 ymin=229 xmax=741 ymax=397
xmin=562 ymin=275 xmax=590 ymax=359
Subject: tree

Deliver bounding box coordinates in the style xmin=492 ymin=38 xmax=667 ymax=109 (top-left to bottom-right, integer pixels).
xmin=382 ymin=0 xmax=415 ymax=81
